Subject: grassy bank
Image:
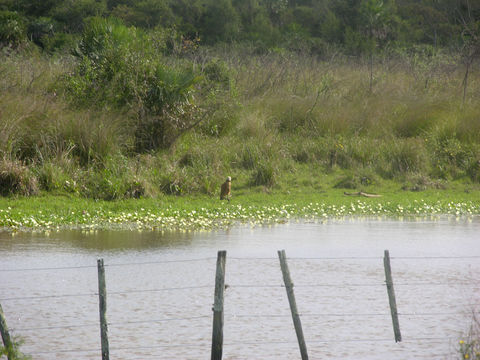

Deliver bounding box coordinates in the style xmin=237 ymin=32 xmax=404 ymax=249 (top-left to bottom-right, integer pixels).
xmin=1 ymin=184 xmax=479 ymax=233
xmin=1 ymin=41 xmax=480 ymax=229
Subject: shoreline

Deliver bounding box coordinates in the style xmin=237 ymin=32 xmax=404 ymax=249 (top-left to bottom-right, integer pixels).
xmin=1 ymin=193 xmax=479 ymax=233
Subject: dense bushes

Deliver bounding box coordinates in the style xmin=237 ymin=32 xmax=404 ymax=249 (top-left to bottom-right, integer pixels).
xmin=67 ymin=17 xmax=199 ymax=150
xmin=0 ymin=11 xmax=26 ymax=47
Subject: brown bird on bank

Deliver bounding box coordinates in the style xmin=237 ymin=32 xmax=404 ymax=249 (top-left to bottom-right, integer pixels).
xmin=220 ymin=176 xmax=231 ymax=201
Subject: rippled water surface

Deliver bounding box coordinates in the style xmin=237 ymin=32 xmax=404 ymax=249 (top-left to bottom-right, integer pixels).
xmin=1 ymin=217 xmax=479 ymax=359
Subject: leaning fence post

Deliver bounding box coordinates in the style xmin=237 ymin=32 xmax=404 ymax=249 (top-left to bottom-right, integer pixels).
xmin=278 ymin=250 xmax=309 ymax=360
xmin=211 ymin=250 xmax=227 ymax=360
xmin=0 ymin=303 xmax=14 ymax=360
xmin=97 ymin=259 xmax=110 ymax=360
xmin=384 ymin=250 xmax=402 ymax=342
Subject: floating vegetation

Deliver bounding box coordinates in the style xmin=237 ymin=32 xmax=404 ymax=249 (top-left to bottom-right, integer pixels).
xmin=0 ymin=199 xmax=479 ymax=233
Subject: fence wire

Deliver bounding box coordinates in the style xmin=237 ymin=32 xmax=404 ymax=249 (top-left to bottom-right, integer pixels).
xmin=24 ymin=335 xmax=459 ymax=356
xmin=1 ymin=253 xmax=479 ymax=358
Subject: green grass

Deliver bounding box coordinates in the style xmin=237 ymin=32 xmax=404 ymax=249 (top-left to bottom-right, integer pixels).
xmin=1 ymin=178 xmax=479 ymax=233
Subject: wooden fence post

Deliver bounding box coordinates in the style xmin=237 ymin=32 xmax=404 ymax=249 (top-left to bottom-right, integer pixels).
xmin=384 ymin=250 xmax=402 ymax=342
xmin=211 ymin=250 xmax=227 ymax=360
xmin=97 ymin=259 xmax=110 ymax=360
xmin=278 ymin=250 xmax=309 ymax=360
xmin=0 ymin=303 xmax=14 ymax=360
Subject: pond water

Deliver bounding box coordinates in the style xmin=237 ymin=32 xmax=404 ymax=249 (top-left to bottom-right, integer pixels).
xmin=0 ymin=217 xmax=479 ymax=359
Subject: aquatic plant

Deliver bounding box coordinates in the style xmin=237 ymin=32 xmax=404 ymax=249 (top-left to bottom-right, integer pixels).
xmin=459 ymin=314 xmax=480 ymax=360
xmin=0 ymin=195 xmax=479 ymax=233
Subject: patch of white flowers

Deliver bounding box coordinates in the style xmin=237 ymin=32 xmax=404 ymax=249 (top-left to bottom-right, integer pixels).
xmin=0 ymin=200 xmax=479 ymax=233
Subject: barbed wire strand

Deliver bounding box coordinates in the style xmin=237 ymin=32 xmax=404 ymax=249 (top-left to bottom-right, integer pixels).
xmin=11 ymin=323 xmax=99 ymax=332
xmin=26 ymin=335 xmax=458 ymax=355
xmin=0 ymin=257 xmax=216 ymax=273
xmin=2 ymin=254 xmax=479 ymax=273
xmin=108 ymin=285 xmax=212 ymax=295
xmin=105 ymin=258 xmax=215 ymax=267
xmin=2 ymin=280 xmax=479 ymax=302
xmin=12 ymin=310 xmax=479 ymax=333
xmin=0 ymin=292 xmax=98 ymax=302
xmin=392 ymin=256 xmax=480 ymax=260
xmin=0 ymin=285 xmax=214 ymax=302
xmin=11 ymin=315 xmax=211 ymax=333
xmin=0 ymin=265 xmax=97 ymax=272
xmin=108 ymin=315 xmax=211 ymax=326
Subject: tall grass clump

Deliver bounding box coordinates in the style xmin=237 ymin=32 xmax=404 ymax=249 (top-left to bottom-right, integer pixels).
xmin=0 ymin=158 xmax=38 ymax=196
xmin=251 ymin=161 xmax=277 ymax=188
xmin=381 ymin=138 xmax=429 ymax=179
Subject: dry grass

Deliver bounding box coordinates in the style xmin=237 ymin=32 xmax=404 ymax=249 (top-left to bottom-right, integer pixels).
xmin=1 ymin=48 xmax=479 ymax=198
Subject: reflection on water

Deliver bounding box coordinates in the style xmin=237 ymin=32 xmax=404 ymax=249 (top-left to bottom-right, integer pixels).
xmin=0 ymin=217 xmax=479 ymax=359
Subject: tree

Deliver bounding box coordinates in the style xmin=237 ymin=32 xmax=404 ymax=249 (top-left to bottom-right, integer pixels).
xmin=53 ymin=0 xmax=107 ymax=33
xmin=359 ymin=0 xmax=396 ymax=91
xmin=233 ymin=0 xmax=278 ymax=44
xmin=114 ymin=0 xmax=174 ymax=29
xmin=457 ymin=1 xmax=480 ymax=104
xmin=200 ymin=0 xmax=240 ymax=43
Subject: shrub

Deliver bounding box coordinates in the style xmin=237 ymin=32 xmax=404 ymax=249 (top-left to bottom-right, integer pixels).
xmin=251 ymin=161 xmax=276 ymax=187
xmin=79 ymin=155 xmax=153 ymax=200
xmin=333 ymin=170 xmax=379 ymax=189
xmin=382 ymin=139 xmax=428 ymax=178
xmin=467 ymin=159 xmax=480 ymax=183
xmin=27 ymin=17 xmax=55 ymax=49
xmin=427 ymin=127 xmax=474 ymax=179
xmin=81 ymin=170 xmax=125 ymax=200
xmin=325 ymin=138 xmax=353 ymax=169
xmin=0 ymin=11 xmax=26 ymax=48
xmin=391 ymin=102 xmax=442 ymax=138
xmin=401 ymin=174 xmax=446 ymax=191
xmin=202 ymin=58 xmax=232 ymax=88
xmin=37 ymin=162 xmax=77 ymax=193
xmin=67 ymin=17 xmax=199 ymax=150
xmin=0 ymin=158 xmax=38 ymax=196
xmin=158 ymin=168 xmax=185 ymax=195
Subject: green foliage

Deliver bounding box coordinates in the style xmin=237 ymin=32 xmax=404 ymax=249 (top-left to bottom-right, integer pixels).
xmin=427 ymin=127 xmax=474 ymax=179
xmin=80 ymin=155 xmax=148 ymax=200
xmin=383 ymin=139 xmax=428 ymax=178
xmin=26 ymin=16 xmax=58 ymax=50
xmin=52 ymin=0 xmax=107 ymax=32
xmin=333 ymin=170 xmax=379 ymax=189
xmin=0 ymin=339 xmax=31 ymax=360
xmin=0 ymin=10 xmax=26 ymax=47
xmin=0 ymin=0 xmax=476 ymax=54
xmin=110 ymin=0 xmax=174 ymax=29
xmin=3 ymin=41 xmax=480 ymax=201
xmin=251 ymin=161 xmax=277 ymax=187
xmin=401 ymin=173 xmax=445 ymax=192
xmin=200 ymin=0 xmax=240 ymax=43
xmin=67 ymin=17 xmax=199 ymax=150
xmin=37 ymin=161 xmax=77 ymax=193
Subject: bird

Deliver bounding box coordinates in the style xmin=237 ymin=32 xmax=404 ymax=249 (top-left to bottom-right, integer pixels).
xmin=220 ymin=176 xmax=231 ymax=201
